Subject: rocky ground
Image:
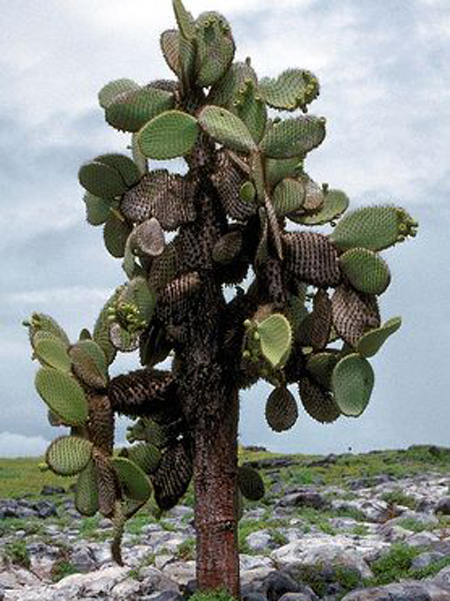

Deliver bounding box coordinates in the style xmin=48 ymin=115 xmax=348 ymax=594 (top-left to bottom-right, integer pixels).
xmin=3 ymin=446 xmax=450 ymax=601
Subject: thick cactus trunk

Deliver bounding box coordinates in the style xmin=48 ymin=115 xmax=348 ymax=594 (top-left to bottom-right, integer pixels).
xmin=194 ymin=388 xmax=240 ymax=597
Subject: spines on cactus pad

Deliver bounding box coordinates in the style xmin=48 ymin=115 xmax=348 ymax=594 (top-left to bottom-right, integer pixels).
xmin=156 ymin=272 xmax=201 ymax=323
xmin=33 ymin=336 xmax=71 ymax=373
xmin=331 ymin=353 xmax=374 ymax=417
xmin=108 ymin=369 xmax=181 ymax=423
xmin=35 ymin=368 xmax=89 ymax=426
xmin=98 ymin=78 xmax=140 ymax=109
xmin=46 ymin=436 xmax=93 ymax=476
xmin=93 ymin=288 xmax=122 ymax=365
xmin=194 ymin=11 xmax=235 ymax=88
xmin=330 ymin=205 xmax=418 ymax=252
xmin=339 ymin=248 xmax=391 ymax=295
xmin=331 ymin=284 xmax=380 ymax=347
xmin=103 ymin=212 xmax=132 ymax=259
xmin=283 ymin=232 xmax=341 ymax=288
xmin=298 ymin=376 xmax=340 ymax=423
xmin=75 ymin=460 xmax=100 ymax=516
xmin=138 ymin=110 xmax=199 ymax=160
xmin=259 ymin=69 xmax=320 ymax=111
xmin=198 ymin=105 xmax=257 ymax=154
xmin=259 ymin=115 xmax=326 ymax=159
xmin=151 ymin=438 xmax=193 ymax=510
xmin=265 ymin=387 xmax=298 ymax=432
xmin=244 ymin=312 xmax=292 ymax=369
xmin=78 ymin=161 xmax=128 ymax=199
xmin=306 ymin=351 xmax=339 ymax=389
xmin=26 ymin=312 xmax=70 ymax=348
xmin=105 ymin=86 xmax=175 ymax=133
xmin=122 ymin=171 xmax=196 ymax=231
xmin=69 ymin=340 xmax=108 ymax=389
xmin=87 ymin=393 xmax=115 ymax=455
xmin=237 ymin=465 xmax=265 ymax=501
xmin=356 ymin=316 xmax=402 ymax=358
xmin=112 ymin=456 xmax=152 ymax=502
xmin=296 ymin=189 xmax=349 ymax=226
xmin=208 ymin=59 xmax=258 ymax=108
xmin=231 ymin=78 xmax=267 ymax=144
xmin=122 ymin=442 xmax=162 ymax=475
xmin=211 ymin=150 xmax=257 ymax=222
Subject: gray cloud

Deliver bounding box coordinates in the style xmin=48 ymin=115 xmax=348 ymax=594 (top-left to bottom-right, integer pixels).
xmin=1 ymin=0 xmax=449 ymax=456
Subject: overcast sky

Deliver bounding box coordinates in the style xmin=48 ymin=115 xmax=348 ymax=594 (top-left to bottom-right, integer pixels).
xmin=1 ymin=0 xmax=449 ymax=457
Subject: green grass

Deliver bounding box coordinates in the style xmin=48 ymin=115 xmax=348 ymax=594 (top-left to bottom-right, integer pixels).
xmin=0 ymin=457 xmax=75 ymax=498
xmin=2 ymin=540 xmax=31 ymax=568
xmin=381 ymin=489 xmax=417 ymax=509
xmin=2 ymin=445 xmax=450 ymax=500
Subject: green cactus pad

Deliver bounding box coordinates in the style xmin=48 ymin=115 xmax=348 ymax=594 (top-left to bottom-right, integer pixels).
xmin=28 ymin=313 xmax=70 ymax=348
xmin=265 ymin=387 xmax=298 ymax=432
xmin=69 ymin=340 xmax=108 ymax=389
xmin=357 ymin=316 xmax=402 ymax=358
xmin=95 ymin=154 xmax=141 ymax=188
xmin=332 ymin=353 xmax=374 ymax=417
xmin=266 ymin=157 xmax=303 ymax=188
xmin=296 ymin=189 xmax=349 ymax=226
xmin=35 ymin=368 xmax=88 ymax=426
xmin=307 ymin=352 xmax=339 ymax=389
xmin=34 ymin=338 xmax=71 ymax=373
xmin=299 ymin=376 xmax=341 ymax=423
xmin=112 ymin=456 xmax=152 ymax=502
xmin=173 ymin=0 xmax=195 ymax=39
xmin=126 ymin=443 xmax=162 ymax=474
xmin=128 ymin=276 xmax=156 ymax=323
xmin=93 ymin=289 xmax=122 ymax=365
xmin=105 ymin=86 xmax=175 ymax=133
xmin=98 ymin=78 xmax=140 ymax=109
xmin=340 ymin=248 xmax=391 ymax=295
xmin=138 ymin=110 xmax=199 ymax=160
xmin=75 ymin=460 xmax=99 ymax=516
xmin=330 ymin=205 xmax=418 ymax=252
xmin=260 ymin=115 xmax=326 ymax=159
xmin=46 ymin=435 xmax=93 ymax=476
xmin=259 ymin=69 xmax=320 ymax=111
xmin=195 ymin=12 xmax=235 ymax=87
xmin=237 ymin=465 xmax=265 ymax=501
xmin=84 ymin=193 xmax=114 ymax=226
xmin=78 ymin=161 xmax=128 ymax=199
xmin=198 ymin=106 xmax=257 ymax=153
xmin=103 ymin=213 xmax=132 ymax=259
xmin=273 ymin=178 xmax=305 ymax=216
xmin=208 ymin=60 xmax=258 ymax=108
xmin=160 ymin=30 xmax=181 ymax=76
xmin=257 ymin=313 xmax=292 ymax=368
xmin=231 ymin=79 xmax=267 ymax=144
xmin=131 ymin=133 xmax=148 ymax=175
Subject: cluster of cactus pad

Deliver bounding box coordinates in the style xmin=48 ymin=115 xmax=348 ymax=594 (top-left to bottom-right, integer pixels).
xmin=24 ymin=0 xmax=417 ymax=564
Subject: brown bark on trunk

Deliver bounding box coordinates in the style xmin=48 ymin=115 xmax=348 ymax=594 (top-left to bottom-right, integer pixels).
xmin=194 ymin=388 xmax=240 ymax=597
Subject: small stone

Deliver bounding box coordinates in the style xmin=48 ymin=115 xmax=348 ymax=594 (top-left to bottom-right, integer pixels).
xmin=435 ymin=496 xmax=450 ymax=515
xmin=41 ymin=485 xmax=65 ymax=496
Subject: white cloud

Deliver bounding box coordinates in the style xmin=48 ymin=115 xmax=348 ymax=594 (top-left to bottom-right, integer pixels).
xmin=1 ymin=286 xmax=112 ymax=306
xmin=0 ymin=432 xmax=49 ymax=457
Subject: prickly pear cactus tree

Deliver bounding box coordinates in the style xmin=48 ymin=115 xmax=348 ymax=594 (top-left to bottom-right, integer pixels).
xmin=24 ymin=1 xmax=418 ymax=596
